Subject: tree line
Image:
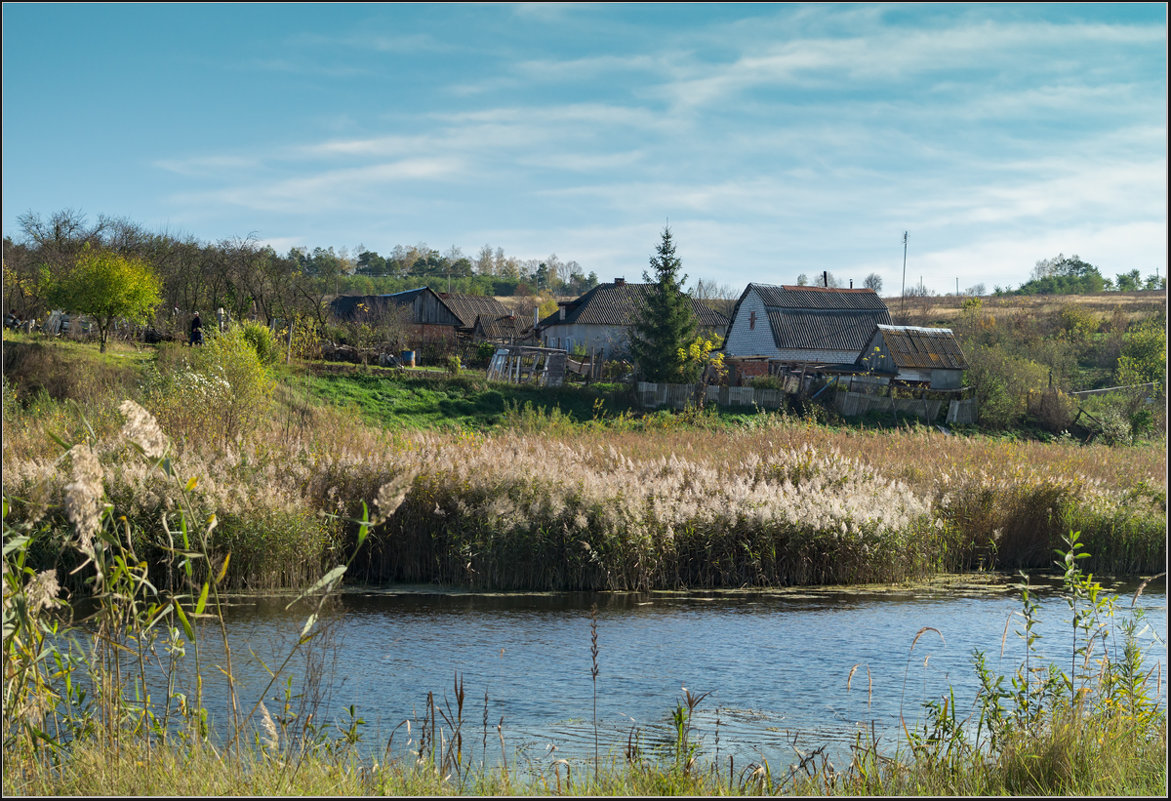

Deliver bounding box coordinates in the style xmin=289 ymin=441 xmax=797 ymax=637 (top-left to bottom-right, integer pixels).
xmin=2 ymin=209 xmax=603 ymax=330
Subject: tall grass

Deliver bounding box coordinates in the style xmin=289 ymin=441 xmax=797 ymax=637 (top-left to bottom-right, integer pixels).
xmin=4 ymin=404 xmax=1164 ymax=591
xmin=3 ymin=404 xmax=394 ymax=795
xmin=3 ymin=334 xmax=1164 ymax=590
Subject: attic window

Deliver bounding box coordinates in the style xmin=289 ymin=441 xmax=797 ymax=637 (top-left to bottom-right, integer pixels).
xmin=749 ymin=310 xmax=757 ymax=330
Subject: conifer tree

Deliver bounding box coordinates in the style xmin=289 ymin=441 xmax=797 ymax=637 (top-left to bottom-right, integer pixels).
xmin=628 ymin=226 xmax=697 ymax=382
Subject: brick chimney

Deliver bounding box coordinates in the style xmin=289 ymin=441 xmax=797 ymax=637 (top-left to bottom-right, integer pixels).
xmin=614 ymin=277 xmax=626 ymax=286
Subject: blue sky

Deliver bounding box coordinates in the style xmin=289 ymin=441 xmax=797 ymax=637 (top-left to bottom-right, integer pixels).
xmin=3 ymin=3 xmax=1166 ymax=295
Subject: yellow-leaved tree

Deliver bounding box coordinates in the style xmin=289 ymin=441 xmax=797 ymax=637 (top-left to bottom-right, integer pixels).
xmin=44 ymin=244 xmax=162 ymax=352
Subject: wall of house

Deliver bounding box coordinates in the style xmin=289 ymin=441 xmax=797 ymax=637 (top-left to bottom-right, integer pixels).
xmin=723 ymin=291 xmax=774 ymax=356
xmin=540 ymin=323 xmax=631 ymax=358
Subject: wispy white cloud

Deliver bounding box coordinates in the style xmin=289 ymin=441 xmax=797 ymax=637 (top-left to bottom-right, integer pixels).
xmin=171 ymin=157 xmax=465 ymax=214
xmin=154 ymin=155 xmax=263 ymax=176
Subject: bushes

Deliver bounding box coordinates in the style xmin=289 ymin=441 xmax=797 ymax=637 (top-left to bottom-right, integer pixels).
xmin=964 ymin=345 xmax=1048 ymax=429
xmin=239 ymin=320 xmax=282 ymax=366
xmin=142 ymin=326 xmax=275 ymax=446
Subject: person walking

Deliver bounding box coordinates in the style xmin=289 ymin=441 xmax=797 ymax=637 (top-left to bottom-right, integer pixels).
xmin=189 ymin=311 xmax=204 ymax=346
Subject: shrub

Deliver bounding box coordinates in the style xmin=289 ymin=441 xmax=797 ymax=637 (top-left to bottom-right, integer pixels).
xmin=142 ymin=328 xmax=275 ymax=445
xmin=1027 ymin=387 xmax=1078 ymax=433
xmin=239 ymin=320 xmax=281 ymax=366
xmin=964 ymin=345 xmax=1047 ymax=429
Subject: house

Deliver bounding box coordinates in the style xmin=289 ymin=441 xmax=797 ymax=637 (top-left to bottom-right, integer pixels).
xmin=536 ymin=278 xmax=730 ymax=359
xmin=855 ymin=325 xmax=968 ymax=390
xmin=329 ymin=287 xmax=513 ymax=341
xmin=722 ymin=284 xmax=893 ymax=366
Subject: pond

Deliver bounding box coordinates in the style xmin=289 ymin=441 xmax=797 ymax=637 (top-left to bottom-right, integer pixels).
xmin=68 ymin=571 xmax=1166 ymax=772
xmin=79 ymin=573 xmax=1169 ymax=773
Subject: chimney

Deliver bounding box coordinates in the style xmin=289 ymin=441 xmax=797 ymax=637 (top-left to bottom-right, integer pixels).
xmin=823 ymin=270 xmax=829 ymax=288
xmin=849 ymin=279 xmax=853 ymax=289
xmin=614 ymin=277 xmax=626 ymax=286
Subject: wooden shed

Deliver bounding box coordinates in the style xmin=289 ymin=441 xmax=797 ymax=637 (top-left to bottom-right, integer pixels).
xmin=537 ymin=278 xmax=728 ymax=359
xmin=856 ymin=325 xmax=968 ymax=389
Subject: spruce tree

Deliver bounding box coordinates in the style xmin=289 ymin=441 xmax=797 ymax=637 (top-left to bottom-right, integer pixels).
xmin=628 ymin=226 xmax=697 ymax=382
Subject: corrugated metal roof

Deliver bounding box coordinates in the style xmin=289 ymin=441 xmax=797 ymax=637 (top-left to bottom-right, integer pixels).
xmin=874 ymin=325 xmax=968 ymax=370
xmin=766 ymin=309 xmax=893 ymax=351
xmin=437 ymin=293 xmax=514 ymax=329
xmin=538 ymin=282 xmax=728 ymax=329
xmin=751 ymin=284 xmax=889 ymax=311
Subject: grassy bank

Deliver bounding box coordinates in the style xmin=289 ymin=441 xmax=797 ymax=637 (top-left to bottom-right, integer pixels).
xmin=3 ymin=336 xmax=1165 ymax=592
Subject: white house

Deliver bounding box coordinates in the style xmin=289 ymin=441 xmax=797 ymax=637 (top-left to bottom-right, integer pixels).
xmin=537 ymin=278 xmax=729 ymax=359
xmin=723 ymin=284 xmax=893 ymax=365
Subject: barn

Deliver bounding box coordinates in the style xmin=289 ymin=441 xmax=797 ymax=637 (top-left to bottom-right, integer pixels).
xmin=330 ymin=287 xmax=513 ymax=341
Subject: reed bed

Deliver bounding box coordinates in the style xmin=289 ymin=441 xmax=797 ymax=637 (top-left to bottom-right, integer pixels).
xmin=3 ymin=398 xmax=1164 ymax=590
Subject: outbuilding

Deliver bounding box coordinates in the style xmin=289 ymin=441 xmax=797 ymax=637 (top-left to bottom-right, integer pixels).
xmin=854 ymin=324 xmax=968 ymax=389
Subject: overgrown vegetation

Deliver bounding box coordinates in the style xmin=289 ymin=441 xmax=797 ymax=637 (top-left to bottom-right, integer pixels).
xmin=4 ymin=436 xmax=1165 ymax=796
xmin=3 ymin=329 xmax=1164 ymax=594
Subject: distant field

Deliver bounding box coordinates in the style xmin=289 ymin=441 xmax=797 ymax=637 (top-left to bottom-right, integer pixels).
xmin=885 ymin=289 xmax=1167 ymax=328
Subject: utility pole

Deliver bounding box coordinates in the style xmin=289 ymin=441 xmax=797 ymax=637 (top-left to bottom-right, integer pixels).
xmin=900 ymin=231 xmax=908 ymax=319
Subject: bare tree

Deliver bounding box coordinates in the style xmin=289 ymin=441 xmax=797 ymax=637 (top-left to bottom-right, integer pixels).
xmin=692 ymin=278 xmax=738 ymax=318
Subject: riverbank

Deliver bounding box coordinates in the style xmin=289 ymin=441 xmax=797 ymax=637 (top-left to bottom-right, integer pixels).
xmin=3 ymin=391 xmax=1165 ymax=593
xmin=6 ymin=714 xmax=1166 ymax=796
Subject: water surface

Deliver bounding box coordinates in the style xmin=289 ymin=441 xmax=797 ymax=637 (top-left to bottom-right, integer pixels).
xmin=179 ymin=573 xmax=1166 ymax=771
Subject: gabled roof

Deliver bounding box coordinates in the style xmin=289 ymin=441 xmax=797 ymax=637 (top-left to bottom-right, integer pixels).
xmin=868 ymin=325 xmax=968 ymax=370
xmin=747 ymin=283 xmax=889 ymax=311
xmin=729 ymin=283 xmax=893 ymax=352
xmin=474 ymin=313 xmax=530 ymax=341
xmin=437 ymin=293 xmax=514 ymax=329
xmin=537 ymin=282 xmax=728 ymax=329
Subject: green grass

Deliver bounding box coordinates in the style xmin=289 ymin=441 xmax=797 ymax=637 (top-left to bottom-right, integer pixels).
xmin=285 ymin=363 xmax=636 ymax=431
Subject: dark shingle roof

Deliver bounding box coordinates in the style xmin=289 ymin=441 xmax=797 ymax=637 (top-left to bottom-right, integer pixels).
xmin=872 ymin=325 xmax=968 ymax=370
xmin=437 ymin=293 xmax=514 ymax=329
xmin=538 ymin=282 xmax=728 ymax=329
xmin=766 ymin=309 xmax=893 ymax=352
xmin=731 ymin=283 xmax=892 ymax=352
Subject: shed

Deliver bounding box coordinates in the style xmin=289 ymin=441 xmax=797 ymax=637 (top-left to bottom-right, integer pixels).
xmin=856 ymin=325 xmax=968 ymax=389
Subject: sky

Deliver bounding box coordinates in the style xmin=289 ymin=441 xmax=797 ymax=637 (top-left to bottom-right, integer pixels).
xmin=2 ymin=2 xmax=1167 ymax=296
